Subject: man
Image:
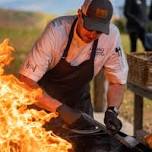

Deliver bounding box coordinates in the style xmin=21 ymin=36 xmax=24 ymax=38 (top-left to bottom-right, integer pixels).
xmin=124 ymin=0 xmax=149 ymax=52
xmin=19 ymin=0 xmax=128 ymax=150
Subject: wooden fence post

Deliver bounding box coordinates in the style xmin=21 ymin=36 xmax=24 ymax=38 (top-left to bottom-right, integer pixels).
xmin=93 ymin=70 xmax=107 ymax=112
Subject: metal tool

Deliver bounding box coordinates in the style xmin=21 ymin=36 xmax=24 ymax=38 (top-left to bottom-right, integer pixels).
xmin=68 ymin=125 xmax=103 ymax=135
xmin=65 ymin=114 xmax=151 ymax=151
xmin=94 ymin=120 xmax=140 ymax=149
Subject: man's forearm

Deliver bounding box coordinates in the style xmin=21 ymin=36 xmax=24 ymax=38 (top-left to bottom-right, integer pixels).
xmin=18 ymin=74 xmax=62 ymax=112
xmin=35 ymin=92 xmax=62 ymax=112
xmin=107 ymin=83 xmax=125 ymax=109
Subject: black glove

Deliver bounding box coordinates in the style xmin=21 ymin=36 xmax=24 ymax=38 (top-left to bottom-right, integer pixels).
xmin=68 ymin=113 xmax=99 ymax=131
xmin=56 ymin=104 xmax=81 ymax=125
xmin=104 ymin=106 xmax=122 ymax=135
xmin=57 ymin=104 xmax=98 ymax=130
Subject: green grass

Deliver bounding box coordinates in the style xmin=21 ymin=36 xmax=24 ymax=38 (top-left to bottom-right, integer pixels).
xmin=0 ymin=8 xmax=54 ymax=74
xmin=0 ymin=26 xmax=42 ymax=74
xmin=0 ymin=8 xmax=53 ymax=29
xmin=121 ymin=33 xmax=144 ymax=53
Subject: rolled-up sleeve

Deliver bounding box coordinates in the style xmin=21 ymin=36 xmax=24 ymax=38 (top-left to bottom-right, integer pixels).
xmin=104 ymin=30 xmax=128 ymax=84
xmin=19 ymin=23 xmax=55 ymax=82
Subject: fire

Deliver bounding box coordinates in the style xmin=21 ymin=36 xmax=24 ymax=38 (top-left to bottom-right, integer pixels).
xmin=145 ymin=134 xmax=152 ymax=149
xmin=0 ymin=39 xmax=72 ymax=152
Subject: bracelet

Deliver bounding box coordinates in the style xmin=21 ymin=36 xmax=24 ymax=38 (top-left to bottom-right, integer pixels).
xmin=107 ymin=106 xmax=119 ymax=115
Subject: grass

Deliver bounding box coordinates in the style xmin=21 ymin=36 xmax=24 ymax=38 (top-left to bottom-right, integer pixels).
xmin=0 ymin=8 xmax=53 ymax=29
xmin=0 ymin=26 xmax=42 ymax=74
xmin=0 ymin=8 xmax=54 ymax=74
xmin=121 ymin=33 xmax=144 ymax=53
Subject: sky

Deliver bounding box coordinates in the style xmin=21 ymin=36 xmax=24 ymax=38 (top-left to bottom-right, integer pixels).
xmin=0 ymin=0 xmax=125 ymax=16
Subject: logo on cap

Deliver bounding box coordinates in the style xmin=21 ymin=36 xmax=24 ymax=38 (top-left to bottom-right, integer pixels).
xmin=96 ymin=8 xmax=108 ymax=19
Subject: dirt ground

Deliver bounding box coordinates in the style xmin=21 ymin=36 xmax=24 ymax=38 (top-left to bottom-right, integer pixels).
xmin=119 ymin=89 xmax=152 ymax=134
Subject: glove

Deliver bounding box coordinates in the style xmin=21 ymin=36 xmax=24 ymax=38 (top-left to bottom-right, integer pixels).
xmin=104 ymin=106 xmax=122 ymax=135
xmin=68 ymin=113 xmax=99 ymax=130
xmin=56 ymin=104 xmax=81 ymax=125
xmin=56 ymin=104 xmax=98 ymax=130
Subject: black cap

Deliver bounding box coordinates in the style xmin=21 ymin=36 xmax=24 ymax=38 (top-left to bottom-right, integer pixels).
xmin=81 ymin=0 xmax=113 ymax=34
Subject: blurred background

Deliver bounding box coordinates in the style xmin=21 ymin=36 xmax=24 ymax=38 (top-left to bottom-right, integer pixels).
xmin=0 ymin=0 xmax=151 ymax=134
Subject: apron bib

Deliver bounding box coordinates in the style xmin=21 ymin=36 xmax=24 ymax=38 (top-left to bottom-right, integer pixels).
xmin=38 ymin=18 xmax=98 ymax=116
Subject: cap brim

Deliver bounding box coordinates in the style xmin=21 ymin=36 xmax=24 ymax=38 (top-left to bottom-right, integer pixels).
xmin=83 ymin=16 xmax=110 ymax=34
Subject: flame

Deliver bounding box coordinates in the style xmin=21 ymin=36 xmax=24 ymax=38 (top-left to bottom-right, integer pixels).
xmin=145 ymin=134 xmax=152 ymax=149
xmin=0 ymin=39 xmax=72 ymax=152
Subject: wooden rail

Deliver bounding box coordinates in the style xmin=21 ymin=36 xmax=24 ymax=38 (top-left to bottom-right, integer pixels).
xmin=127 ymin=82 xmax=152 ymax=136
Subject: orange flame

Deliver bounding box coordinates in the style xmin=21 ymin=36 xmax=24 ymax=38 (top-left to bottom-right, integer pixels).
xmin=0 ymin=39 xmax=72 ymax=152
xmin=145 ymin=134 xmax=152 ymax=149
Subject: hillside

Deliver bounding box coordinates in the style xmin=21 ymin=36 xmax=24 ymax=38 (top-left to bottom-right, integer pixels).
xmin=0 ymin=8 xmax=54 ymax=29
xmin=0 ymin=8 xmax=55 ymax=74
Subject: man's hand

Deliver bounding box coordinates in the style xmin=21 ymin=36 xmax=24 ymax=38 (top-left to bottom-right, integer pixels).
xmin=104 ymin=107 xmax=122 ymax=135
xmin=56 ymin=104 xmax=81 ymax=125
xmin=57 ymin=104 xmax=98 ymax=130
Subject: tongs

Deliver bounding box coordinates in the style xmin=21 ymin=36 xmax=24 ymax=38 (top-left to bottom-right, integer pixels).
xmin=65 ymin=113 xmax=151 ymax=151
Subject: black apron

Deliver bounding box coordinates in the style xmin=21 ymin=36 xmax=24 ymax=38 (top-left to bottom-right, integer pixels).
xmin=38 ymin=18 xmax=98 ymax=116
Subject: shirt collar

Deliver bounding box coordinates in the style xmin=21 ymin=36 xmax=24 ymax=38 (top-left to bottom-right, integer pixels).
xmin=73 ymin=22 xmax=88 ymax=46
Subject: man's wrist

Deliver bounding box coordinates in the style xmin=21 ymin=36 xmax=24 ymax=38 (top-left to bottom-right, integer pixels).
xmin=107 ymin=106 xmax=119 ymax=115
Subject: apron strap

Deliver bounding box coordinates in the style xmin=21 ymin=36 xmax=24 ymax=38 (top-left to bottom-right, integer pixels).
xmin=62 ymin=18 xmax=78 ymax=58
xmin=62 ymin=17 xmax=98 ymax=61
xmin=91 ymin=39 xmax=98 ymax=61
